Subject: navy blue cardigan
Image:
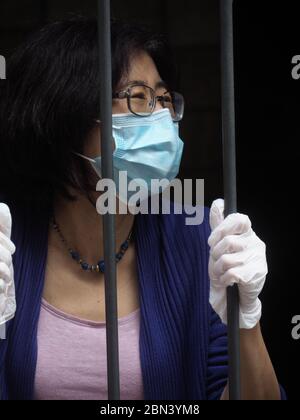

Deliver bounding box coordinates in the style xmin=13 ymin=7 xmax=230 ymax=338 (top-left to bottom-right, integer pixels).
xmin=0 ymin=200 xmax=278 ymax=400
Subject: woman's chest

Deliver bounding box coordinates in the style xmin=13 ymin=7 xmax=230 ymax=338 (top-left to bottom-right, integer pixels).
xmin=43 ymin=242 xmax=141 ymax=322
xmin=34 ymin=298 xmax=143 ymax=400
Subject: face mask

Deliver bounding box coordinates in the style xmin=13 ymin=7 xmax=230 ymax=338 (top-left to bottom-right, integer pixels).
xmin=77 ymin=108 xmax=184 ymax=204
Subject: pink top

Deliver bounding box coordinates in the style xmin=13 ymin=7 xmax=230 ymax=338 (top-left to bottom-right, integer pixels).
xmin=34 ymin=298 xmax=144 ymax=400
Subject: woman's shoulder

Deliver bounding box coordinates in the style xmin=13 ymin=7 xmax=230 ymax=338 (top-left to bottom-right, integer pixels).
xmin=0 ymin=192 xmax=50 ymax=250
xmin=134 ymin=199 xmax=212 ymax=269
xmin=135 ymin=198 xmax=211 ymax=260
xmin=158 ymin=199 xmax=211 ymax=239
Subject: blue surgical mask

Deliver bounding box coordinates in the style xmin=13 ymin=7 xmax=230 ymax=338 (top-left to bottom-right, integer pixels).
xmin=77 ymin=109 xmax=184 ymax=204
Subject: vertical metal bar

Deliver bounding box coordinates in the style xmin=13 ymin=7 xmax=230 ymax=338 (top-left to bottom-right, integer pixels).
xmin=220 ymin=0 xmax=241 ymax=400
xmin=97 ymin=0 xmax=120 ymax=400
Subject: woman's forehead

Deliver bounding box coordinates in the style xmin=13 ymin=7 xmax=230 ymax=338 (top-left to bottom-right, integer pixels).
xmin=125 ymin=52 xmax=164 ymax=89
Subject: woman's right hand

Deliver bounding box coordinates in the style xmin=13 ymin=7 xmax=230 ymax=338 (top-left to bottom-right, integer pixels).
xmin=0 ymin=203 xmax=16 ymax=331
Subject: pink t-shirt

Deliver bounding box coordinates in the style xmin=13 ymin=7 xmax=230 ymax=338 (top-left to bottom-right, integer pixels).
xmin=34 ymin=298 xmax=144 ymax=400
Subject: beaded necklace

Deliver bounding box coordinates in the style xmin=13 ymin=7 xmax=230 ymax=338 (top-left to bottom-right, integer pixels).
xmin=51 ymin=216 xmax=133 ymax=273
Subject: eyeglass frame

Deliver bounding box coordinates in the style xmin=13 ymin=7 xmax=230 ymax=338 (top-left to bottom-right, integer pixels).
xmin=112 ymin=82 xmax=185 ymax=122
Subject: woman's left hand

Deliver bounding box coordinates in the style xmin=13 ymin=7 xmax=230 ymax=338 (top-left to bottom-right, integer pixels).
xmin=208 ymin=199 xmax=268 ymax=330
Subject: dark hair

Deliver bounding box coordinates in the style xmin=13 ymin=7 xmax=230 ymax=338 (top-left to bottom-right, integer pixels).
xmin=0 ymin=17 xmax=178 ymax=209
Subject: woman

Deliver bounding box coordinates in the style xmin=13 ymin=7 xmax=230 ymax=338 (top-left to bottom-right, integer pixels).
xmin=0 ymin=17 xmax=284 ymax=400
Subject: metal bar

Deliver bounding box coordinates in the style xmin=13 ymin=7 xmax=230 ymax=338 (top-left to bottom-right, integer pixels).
xmin=220 ymin=0 xmax=241 ymax=400
xmin=97 ymin=0 xmax=120 ymax=400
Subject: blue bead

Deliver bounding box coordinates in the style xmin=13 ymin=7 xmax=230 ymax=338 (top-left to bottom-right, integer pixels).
xmin=70 ymin=251 xmax=80 ymax=261
xmin=98 ymin=261 xmax=105 ymax=273
xmin=116 ymin=253 xmax=123 ymax=261
xmin=121 ymin=242 xmax=129 ymax=251
xmin=81 ymin=262 xmax=89 ymax=271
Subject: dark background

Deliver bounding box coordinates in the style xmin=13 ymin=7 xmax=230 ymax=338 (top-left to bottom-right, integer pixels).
xmin=0 ymin=0 xmax=299 ymax=399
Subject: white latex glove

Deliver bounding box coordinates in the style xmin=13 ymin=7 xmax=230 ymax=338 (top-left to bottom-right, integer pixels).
xmin=0 ymin=203 xmax=16 ymax=339
xmin=208 ymin=199 xmax=267 ymax=330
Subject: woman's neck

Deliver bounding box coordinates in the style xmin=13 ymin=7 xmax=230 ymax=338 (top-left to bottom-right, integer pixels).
xmin=52 ymin=191 xmax=135 ymax=264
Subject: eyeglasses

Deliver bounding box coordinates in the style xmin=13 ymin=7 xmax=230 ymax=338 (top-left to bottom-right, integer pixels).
xmin=112 ymin=83 xmax=185 ymax=122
